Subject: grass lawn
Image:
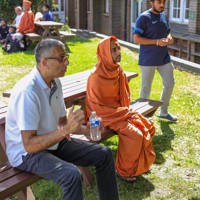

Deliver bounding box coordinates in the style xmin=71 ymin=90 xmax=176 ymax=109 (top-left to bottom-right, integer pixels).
xmin=0 ymin=37 xmax=200 ymax=200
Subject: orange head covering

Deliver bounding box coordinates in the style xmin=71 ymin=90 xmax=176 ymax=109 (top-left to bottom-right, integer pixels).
xmin=85 ymin=36 xmax=131 ymax=126
xmin=23 ymin=0 xmax=32 ymax=7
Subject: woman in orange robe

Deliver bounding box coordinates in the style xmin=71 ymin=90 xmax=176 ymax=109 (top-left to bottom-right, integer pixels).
xmin=85 ymin=36 xmax=156 ymax=182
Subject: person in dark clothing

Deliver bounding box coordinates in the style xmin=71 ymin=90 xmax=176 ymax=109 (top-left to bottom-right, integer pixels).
xmin=41 ymin=4 xmax=54 ymax=21
xmin=2 ymin=26 xmax=25 ymax=53
xmin=0 ymin=19 xmax=9 ymax=44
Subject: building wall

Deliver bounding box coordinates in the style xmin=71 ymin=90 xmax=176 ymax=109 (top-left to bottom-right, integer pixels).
xmin=79 ymin=0 xmax=87 ymax=29
xmin=127 ymin=0 xmax=131 ymax=42
xmin=87 ymin=0 xmax=93 ymax=31
xmin=93 ymin=0 xmax=102 ymax=33
xmin=188 ymin=0 xmax=200 ymax=34
xmin=100 ymin=0 xmax=112 ymax=36
xmin=112 ymin=0 xmax=123 ymax=39
xmin=68 ymin=0 xmax=75 ymax=28
xmin=73 ymin=0 xmax=87 ymax=29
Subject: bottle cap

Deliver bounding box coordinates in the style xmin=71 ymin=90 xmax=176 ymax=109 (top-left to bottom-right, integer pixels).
xmin=91 ymin=111 xmax=96 ymax=115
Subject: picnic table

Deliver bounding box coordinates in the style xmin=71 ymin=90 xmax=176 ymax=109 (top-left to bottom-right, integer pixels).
xmin=3 ymin=69 xmax=138 ymax=108
xmin=25 ymin=21 xmax=76 ymax=50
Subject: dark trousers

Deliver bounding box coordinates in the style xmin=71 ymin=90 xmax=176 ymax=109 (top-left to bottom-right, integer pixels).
xmin=17 ymin=139 xmax=119 ymax=200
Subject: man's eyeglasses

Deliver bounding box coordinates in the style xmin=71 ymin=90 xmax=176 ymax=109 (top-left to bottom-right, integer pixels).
xmin=45 ymin=54 xmax=69 ymax=63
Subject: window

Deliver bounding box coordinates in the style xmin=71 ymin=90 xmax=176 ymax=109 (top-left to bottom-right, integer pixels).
xmin=75 ymin=0 xmax=78 ymax=10
xmin=170 ymin=0 xmax=189 ymax=23
xmin=61 ymin=0 xmax=64 ymax=11
xmin=104 ymin=0 xmax=109 ymax=14
xmin=87 ymin=0 xmax=91 ymax=12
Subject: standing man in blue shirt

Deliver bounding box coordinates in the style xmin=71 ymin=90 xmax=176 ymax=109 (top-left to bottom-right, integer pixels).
xmin=133 ymin=0 xmax=177 ymax=122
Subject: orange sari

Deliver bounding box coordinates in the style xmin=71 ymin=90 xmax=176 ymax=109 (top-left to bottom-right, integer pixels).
xmin=85 ymin=36 xmax=156 ymax=177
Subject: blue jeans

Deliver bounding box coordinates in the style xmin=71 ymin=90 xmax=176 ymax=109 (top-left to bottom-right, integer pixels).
xmin=17 ymin=139 xmax=119 ymax=200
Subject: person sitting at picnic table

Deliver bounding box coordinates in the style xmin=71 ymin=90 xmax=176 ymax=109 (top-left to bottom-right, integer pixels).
xmin=2 ymin=25 xmax=25 ymax=53
xmin=17 ymin=0 xmax=35 ymax=34
xmin=5 ymin=38 xmax=119 ymax=200
xmin=0 ymin=19 xmax=9 ymax=44
xmin=40 ymin=4 xmax=54 ymax=21
xmin=35 ymin=4 xmax=54 ymax=22
xmin=85 ymin=36 xmax=156 ymax=183
xmin=12 ymin=6 xmax=24 ymax=28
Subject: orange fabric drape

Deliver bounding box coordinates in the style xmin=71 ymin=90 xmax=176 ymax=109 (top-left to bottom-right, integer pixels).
xmin=18 ymin=10 xmax=35 ymax=34
xmin=85 ymin=36 xmax=156 ymax=177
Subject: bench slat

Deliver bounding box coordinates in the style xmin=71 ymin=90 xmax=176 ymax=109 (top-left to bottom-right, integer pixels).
xmin=0 ymin=166 xmax=24 ymax=182
xmin=0 ymin=172 xmax=40 ymax=200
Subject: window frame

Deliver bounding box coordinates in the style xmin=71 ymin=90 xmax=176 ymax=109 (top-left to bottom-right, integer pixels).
xmin=104 ymin=0 xmax=110 ymax=14
xmin=87 ymin=0 xmax=91 ymax=12
xmin=170 ymin=0 xmax=189 ymax=24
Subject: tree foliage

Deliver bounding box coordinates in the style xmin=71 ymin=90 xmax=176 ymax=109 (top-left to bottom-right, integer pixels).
xmin=0 ymin=0 xmax=52 ymax=23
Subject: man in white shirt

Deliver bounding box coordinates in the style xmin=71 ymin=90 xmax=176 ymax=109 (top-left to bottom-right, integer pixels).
xmin=5 ymin=39 xmax=119 ymax=200
xmin=12 ymin=6 xmax=24 ymax=28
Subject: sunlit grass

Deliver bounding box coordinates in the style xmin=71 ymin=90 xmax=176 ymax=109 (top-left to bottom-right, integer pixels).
xmin=1 ymin=37 xmax=200 ymax=200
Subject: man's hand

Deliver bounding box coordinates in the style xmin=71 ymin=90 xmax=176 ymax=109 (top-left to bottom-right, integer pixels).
xmin=157 ymin=38 xmax=169 ymax=47
xmin=61 ymin=106 xmax=86 ymax=137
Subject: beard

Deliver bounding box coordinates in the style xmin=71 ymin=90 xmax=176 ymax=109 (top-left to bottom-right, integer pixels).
xmin=152 ymin=6 xmax=164 ymax=14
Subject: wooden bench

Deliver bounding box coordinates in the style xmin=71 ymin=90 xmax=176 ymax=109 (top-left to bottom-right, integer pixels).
xmin=0 ymin=97 xmax=162 ymax=199
xmin=0 ymin=70 xmax=163 ymax=199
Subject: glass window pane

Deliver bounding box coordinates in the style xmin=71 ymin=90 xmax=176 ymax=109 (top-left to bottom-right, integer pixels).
xmin=104 ymin=0 xmax=109 ymax=13
xmin=185 ymin=10 xmax=189 ymax=19
xmin=61 ymin=0 xmax=64 ymax=11
xmin=186 ymin=0 xmax=189 ymax=8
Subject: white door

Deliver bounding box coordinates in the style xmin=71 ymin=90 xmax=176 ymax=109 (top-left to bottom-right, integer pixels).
xmin=130 ymin=0 xmax=142 ymax=42
xmin=52 ymin=0 xmax=66 ymax=22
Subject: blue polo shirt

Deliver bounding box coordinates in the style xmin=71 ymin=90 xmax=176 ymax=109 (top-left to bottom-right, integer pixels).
xmin=134 ymin=10 xmax=171 ymax=66
xmin=43 ymin=11 xmax=54 ymax=21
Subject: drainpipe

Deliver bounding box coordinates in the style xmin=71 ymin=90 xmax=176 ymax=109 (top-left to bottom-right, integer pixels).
xmin=124 ymin=0 xmax=127 ymax=41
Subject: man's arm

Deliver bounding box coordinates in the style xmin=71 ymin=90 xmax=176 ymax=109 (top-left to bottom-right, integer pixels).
xmin=134 ymin=33 xmax=157 ymax=45
xmin=134 ymin=33 xmax=170 ymax=47
xmin=22 ymin=106 xmax=85 ymax=153
xmin=21 ymin=129 xmax=64 ymax=153
xmin=12 ymin=19 xmax=16 ymax=25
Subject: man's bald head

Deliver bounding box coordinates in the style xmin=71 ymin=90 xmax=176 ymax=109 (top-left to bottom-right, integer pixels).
xmin=15 ymin=6 xmax=23 ymax=14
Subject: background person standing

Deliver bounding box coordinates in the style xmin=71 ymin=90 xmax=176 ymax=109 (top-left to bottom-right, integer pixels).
xmin=133 ymin=0 xmax=177 ymax=122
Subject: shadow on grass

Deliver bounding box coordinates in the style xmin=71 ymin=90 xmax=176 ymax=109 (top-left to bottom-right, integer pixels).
xmin=153 ymin=121 xmax=175 ymax=165
xmin=118 ymin=174 xmax=155 ymax=200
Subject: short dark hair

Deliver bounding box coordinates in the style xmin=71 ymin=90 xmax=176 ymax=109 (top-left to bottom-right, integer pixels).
xmin=9 ymin=25 xmax=17 ymax=32
xmin=43 ymin=4 xmax=50 ymax=10
xmin=1 ymin=18 xmax=7 ymax=23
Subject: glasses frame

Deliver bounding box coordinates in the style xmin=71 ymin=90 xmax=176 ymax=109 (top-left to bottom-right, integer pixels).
xmin=45 ymin=55 xmax=69 ymax=63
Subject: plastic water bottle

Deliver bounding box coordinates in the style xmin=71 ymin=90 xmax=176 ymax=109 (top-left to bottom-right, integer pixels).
xmin=89 ymin=111 xmax=101 ymax=141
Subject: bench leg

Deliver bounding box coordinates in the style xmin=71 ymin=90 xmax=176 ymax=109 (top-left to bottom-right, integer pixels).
xmin=78 ymin=167 xmax=94 ymax=186
xmin=146 ymin=110 xmax=157 ymax=118
xmin=16 ymin=186 xmax=35 ymax=200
